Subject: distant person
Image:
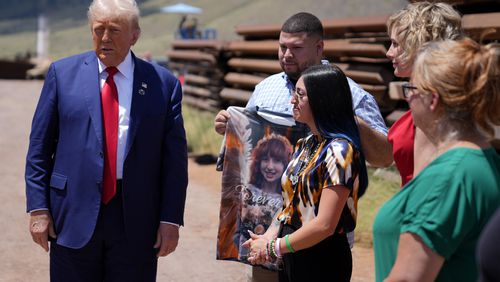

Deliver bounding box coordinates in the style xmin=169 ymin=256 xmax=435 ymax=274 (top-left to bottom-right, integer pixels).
xmin=244 ymin=64 xmax=368 ymax=282
xmin=373 ymin=38 xmax=500 ymax=282
xmin=25 ymin=0 xmax=188 ymax=281
xmin=385 ymin=2 xmax=463 ymax=186
xmin=178 ymin=15 xmax=187 ymax=30
xmin=178 ymin=15 xmax=188 ymax=39
xmin=214 ymin=12 xmax=391 ymax=282
xmin=179 ymin=15 xmax=198 ymax=39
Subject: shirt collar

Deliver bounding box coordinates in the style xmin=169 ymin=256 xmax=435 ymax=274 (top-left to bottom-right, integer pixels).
xmin=98 ymin=50 xmax=134 ymax=80
xmin=281 ymin=72 xmax=295 ymax=90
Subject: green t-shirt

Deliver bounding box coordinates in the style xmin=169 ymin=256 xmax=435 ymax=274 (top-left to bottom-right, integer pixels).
xmin=373 ymin=147 xmax=500 ymax=282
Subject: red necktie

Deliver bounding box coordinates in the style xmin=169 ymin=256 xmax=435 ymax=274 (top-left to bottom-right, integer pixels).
xmin=101 ymin=67 xmax=119 ymax=204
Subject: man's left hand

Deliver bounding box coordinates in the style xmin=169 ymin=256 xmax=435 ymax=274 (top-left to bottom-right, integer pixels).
xmin=153 ymin=223 xmax=179 ymax=257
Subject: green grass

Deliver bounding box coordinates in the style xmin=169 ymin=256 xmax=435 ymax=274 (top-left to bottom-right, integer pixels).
xmin=183 ymin=104 xmax=223 ymax=156
xmin=356 ymin=167 xmax=401 ymax=247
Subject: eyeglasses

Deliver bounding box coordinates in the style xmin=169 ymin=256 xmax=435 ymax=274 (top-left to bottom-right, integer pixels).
xmin=401 ymin=83 xmax=418 ymax=99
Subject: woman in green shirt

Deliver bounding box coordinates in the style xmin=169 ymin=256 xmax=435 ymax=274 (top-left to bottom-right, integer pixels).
xmin=373 ymin=38 xmax=500 ymax=281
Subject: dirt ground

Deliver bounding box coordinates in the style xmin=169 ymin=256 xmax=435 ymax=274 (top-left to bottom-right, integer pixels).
xmin=0 ymin=79 xmax=374 ymax=281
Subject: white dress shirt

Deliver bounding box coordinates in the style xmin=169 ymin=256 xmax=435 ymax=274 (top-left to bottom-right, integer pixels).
xmin=98 ymin=51 xmax=134 ymax=180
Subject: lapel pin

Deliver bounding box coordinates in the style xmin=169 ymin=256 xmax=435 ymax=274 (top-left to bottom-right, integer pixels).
xmin=138 ymin=89 xmax=146 ymax=95
xmin=141 ymin=82 xmax=147 ymax=89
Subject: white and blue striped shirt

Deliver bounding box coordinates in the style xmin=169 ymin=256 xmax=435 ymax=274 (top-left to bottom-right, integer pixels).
xmin=245 ymin=62 xmax=388 ymax=136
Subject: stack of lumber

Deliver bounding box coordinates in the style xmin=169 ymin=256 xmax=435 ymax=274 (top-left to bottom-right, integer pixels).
xmin=226 ymin=15 xmax=396 ymax=112
xmin=166 ymin=40 xmax=227 ymax=112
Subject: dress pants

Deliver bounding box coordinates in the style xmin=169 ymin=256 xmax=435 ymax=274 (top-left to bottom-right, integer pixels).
xmin=278 ymin=224 xmax=352 ymax=282
xmin=50 ymin=181 xmax=158 ymax=282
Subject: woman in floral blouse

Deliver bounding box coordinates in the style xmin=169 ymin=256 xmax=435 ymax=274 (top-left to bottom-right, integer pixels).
xmin=244 ymin=64 xmax=368 ymax=281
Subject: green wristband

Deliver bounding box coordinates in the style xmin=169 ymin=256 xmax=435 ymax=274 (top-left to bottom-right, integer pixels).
xmin=285 ymin=234 xmax=295 ymax=253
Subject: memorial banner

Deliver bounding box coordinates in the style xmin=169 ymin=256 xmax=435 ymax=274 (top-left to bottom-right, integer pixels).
xmin=216 ymin=106 xmax=305 ymax=269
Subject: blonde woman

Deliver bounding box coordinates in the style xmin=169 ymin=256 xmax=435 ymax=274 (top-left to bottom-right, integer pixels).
xmin=386 ymin=2 xmax=462 ymax=185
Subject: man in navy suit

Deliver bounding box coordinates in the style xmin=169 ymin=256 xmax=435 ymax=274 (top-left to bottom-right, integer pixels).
xmin=25 ymin=0 xmax=188 ymax=281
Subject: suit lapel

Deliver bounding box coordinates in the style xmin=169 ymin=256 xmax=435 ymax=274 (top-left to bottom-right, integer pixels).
xmin=82 ymin=53 xmax=104 ymax=147
xmin=125 ymin=53 xmax=147 ymax=159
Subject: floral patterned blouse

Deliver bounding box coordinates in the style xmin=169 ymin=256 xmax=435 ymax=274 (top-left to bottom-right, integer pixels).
xmin=278 ymin=134 xmax=362 ymax=234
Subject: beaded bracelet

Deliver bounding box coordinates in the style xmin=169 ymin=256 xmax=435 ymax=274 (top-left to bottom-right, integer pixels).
xmin=269 ymin=239 xmax=277 ymax=260
xmin=284 ymin=234 xmax=295 ymax=253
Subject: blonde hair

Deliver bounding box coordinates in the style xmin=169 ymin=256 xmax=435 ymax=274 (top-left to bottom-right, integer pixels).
xmin=387 ymin=2 xmax=462 ymax=66
xmin=413 ymin=38 xmax=500 ymax=137
xmin=88 ymin=0 xmax=140 ymax=31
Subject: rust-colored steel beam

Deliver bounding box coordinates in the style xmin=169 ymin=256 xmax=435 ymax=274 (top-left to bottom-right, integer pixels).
xmin=226 ymin=59 xmax=389 ymax=85
xmin=219 ymin=87 xmax=252 ymax=103
xmin=224 ymin=72 xmax=265 ymax=88
xmin=322 ymin=15 xmax=389 ymax=34
xmin=338 ymin=56 xmax=391 ymax=64
xmin=168 ymin=62 xmax=224 ymax=77
xmin=227 ymin=39 xmax=387 ymax=57
xmin=462 ymin=12 xmax=500 ymax=40
xmin=185 ymin=74 xmax=211 ymax=86
xmin=227 ymin=58 xmax=281 ymax=73
xmin=336 ymin=65 xmax=389 ymax=85
xmin=183 ymin=85 xmax=213 ymax=98
xmin=234 ymin=24 xmax=281 ymax=39
xmin=359 ymin=84 xmax=387 ymax=97
xmin=166 ymin=50 xmax=217 ymax=65
xmin=234 ymin=13 xmax=500 ymax=41
xmin=182 ymin=95 xmax=219 ymax=112
xmin=227 ymin=40 xmax=277 ymax=55
xmin=323 ymin=40 xmax=388 ymax=58
xmin=171 ymin=39 xmax=227 ymax=50
xmin=235 ymin=15 xmax=389 ymax=39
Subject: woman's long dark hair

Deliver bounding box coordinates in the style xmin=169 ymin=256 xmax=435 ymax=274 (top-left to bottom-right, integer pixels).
xmin=301 ymin=64 xmax=369 ymax=196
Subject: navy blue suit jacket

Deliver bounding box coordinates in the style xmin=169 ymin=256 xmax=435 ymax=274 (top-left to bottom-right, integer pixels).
xmin=25 ymin=51 xmax=188 ymax=253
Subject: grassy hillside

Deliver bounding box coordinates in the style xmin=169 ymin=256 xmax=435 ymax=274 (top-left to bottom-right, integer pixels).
xmin=0 ymin=0 xmax=407 ymax=61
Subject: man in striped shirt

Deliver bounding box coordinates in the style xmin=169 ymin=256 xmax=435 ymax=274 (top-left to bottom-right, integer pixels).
xmin=215 ymin=12 xmax=392 ymax=168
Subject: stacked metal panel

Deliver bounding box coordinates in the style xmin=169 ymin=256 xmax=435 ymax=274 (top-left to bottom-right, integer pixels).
xmin=167 ymin=40 xmax=227 ymax=112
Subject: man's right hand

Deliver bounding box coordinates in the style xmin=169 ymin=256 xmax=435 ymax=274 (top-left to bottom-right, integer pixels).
xmin=214 ymin=110 xmax=231 ymax=135
xmin=29 ymin=210 xmax=56 ymax=252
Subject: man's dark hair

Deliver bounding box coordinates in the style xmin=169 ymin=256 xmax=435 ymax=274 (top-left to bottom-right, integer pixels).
xmin=281 ymin=12 xmax=324 ymax=39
